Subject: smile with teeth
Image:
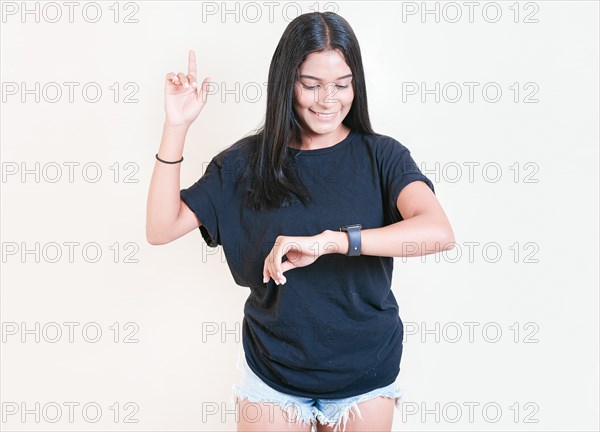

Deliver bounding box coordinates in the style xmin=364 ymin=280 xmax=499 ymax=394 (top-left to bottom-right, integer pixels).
xmin=310 ymin=109 xmax=337 ymax=118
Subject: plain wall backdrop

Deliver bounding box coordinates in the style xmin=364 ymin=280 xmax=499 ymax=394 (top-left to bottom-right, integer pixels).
xmin=1 ymin=1 xmax=598 ymax=430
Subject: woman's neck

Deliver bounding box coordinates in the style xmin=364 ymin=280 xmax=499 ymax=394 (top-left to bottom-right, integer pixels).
xmin=290 ymin=125 xmax=351 ymax=150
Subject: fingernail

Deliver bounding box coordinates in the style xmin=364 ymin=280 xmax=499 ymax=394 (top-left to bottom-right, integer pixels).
xmin=192 ymin=81 xmax=197 ymax=88
xmin=263 ymin=276 xmax=268 ymax=283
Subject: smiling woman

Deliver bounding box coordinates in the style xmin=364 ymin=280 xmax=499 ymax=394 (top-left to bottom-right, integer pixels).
xmin=290 ymin=50 xmax=355 ymax=151
xmin=146 ymin=10 xmax=454 ymax=432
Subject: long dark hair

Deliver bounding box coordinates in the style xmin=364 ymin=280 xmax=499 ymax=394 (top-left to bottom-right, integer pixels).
xmin=234 ymin=11 xmax=376 ymax=212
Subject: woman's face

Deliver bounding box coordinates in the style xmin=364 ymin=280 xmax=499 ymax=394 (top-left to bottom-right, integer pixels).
xmin=293 ymin=49 xmax=354 ymax=141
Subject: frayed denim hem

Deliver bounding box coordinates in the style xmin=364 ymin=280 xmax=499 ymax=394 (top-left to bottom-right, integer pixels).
xmin=230 ymin=348 xmax=316 ymax=427
xmin=231 ymin=385 xmax=317 ymax=428
xmin=311 ymin=385 xmax=404 ymax=432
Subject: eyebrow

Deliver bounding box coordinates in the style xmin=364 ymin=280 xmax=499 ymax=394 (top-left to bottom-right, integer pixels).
xmin=299 ymin=74 xmax=353 ymax=81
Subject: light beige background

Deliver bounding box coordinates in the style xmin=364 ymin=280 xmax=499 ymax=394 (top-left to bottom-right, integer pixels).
xmin=1 ymin=1 xmax=598 ymax=430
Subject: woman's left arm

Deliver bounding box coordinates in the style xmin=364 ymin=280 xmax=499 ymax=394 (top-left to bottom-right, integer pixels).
xmin=321 ymin=181 xmax=455 ymax=258
xmin=264 ymin=181 xmax=454 ymax=285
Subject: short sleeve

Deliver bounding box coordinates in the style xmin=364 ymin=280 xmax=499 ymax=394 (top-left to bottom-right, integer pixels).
xmin=379 ymin=138 xmax=435 ymax=224
xmin=180 ymin=156 xmax=223 ymax=247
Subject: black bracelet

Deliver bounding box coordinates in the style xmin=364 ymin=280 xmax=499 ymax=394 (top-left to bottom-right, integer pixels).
xmin=156 ymin=153 xmax=184 ymax=164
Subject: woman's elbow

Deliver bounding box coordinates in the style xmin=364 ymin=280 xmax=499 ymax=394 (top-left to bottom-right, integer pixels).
xmin=441 ymin=225 xmax=456 ymax=251
xmin=146 ymin=224 xmax=170 ymax=246
xmin=146 ymin=230 xmax=162 ymax=245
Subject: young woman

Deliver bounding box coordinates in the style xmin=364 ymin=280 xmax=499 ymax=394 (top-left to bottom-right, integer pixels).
xmin=146 ymin=11 xmax=454 ymax=432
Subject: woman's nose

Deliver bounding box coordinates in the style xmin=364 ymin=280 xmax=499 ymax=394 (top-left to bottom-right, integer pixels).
xmin=317 ymin=83 xmax=339 ymax=106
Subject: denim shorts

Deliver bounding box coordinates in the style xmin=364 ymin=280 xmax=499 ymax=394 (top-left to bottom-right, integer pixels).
xmin=230 ymin=346 xmax=404 ymax=432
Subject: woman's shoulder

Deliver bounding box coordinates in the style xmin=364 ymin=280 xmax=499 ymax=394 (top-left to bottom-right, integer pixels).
xmin=210 ymin=133 xmax=258 ymax=179
xmin=356 ymin=130 xmax=411 ymax=154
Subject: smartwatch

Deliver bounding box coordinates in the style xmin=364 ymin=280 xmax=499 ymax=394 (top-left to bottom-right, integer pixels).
xmin=338 ymin=224 xmax=362 ymax=256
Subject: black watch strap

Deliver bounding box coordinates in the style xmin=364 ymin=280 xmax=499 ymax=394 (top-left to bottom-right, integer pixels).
xmin=339 ymin=224 xmax=362 ymax=256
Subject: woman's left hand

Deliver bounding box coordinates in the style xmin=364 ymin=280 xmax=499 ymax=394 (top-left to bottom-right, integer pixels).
xmin=263 ymin=232 xmax=332 ymax=285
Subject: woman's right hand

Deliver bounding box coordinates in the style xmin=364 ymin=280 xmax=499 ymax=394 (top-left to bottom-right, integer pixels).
xmin=164 ymin=49 xmax=211 ymax=128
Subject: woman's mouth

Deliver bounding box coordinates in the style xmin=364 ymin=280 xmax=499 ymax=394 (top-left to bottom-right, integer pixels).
xmin=309 ymin=109 xmax=338 ymax=121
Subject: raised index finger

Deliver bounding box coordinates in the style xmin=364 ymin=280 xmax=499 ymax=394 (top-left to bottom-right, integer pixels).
xmin=188 ymin=49 xmax=197 ymax=78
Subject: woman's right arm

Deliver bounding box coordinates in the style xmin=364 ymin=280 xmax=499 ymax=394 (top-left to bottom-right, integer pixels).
xmin=146 ymin=49 xmax=211 ymax=245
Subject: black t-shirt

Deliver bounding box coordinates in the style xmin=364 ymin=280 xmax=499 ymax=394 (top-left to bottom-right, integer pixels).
xmin=180 ymin=129 xmax=435 ymax=399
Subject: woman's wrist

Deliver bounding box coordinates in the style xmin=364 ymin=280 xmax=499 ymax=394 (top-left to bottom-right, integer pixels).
xmin=319 ymin=229 xmax=349 ymax=256
xmin=157 ymin=123 xmax=188 ymax=162
xmin=163 ymin=121 xmax=191 ymax=132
